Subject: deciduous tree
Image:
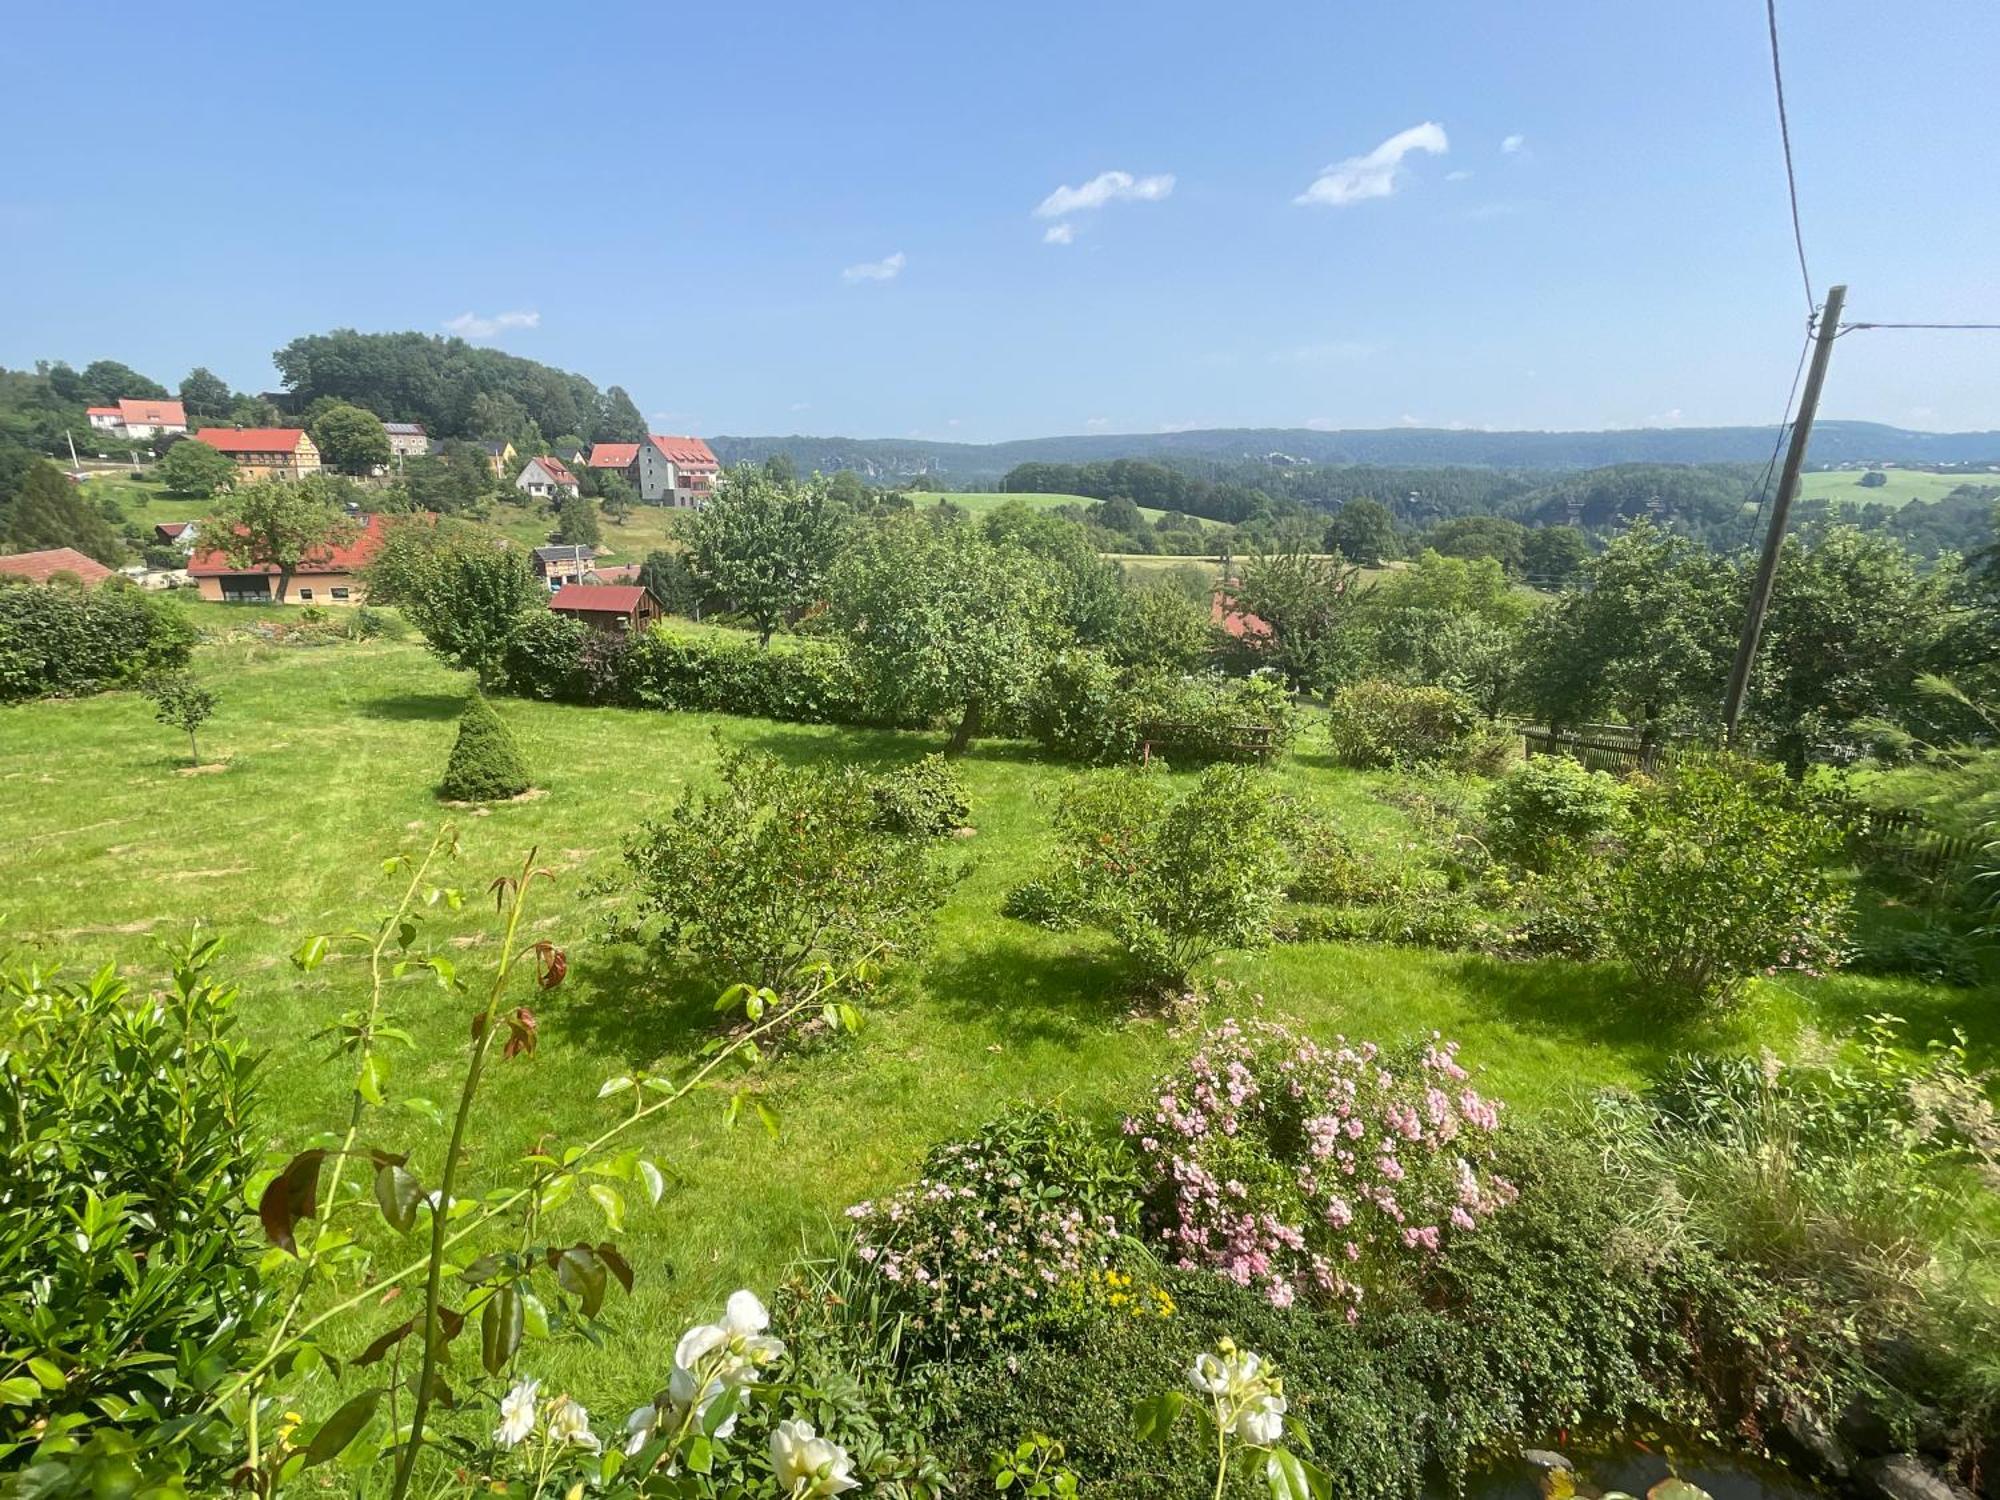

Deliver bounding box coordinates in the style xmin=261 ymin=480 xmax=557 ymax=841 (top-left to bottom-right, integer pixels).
xmin=310 ymin=403 xmax=393 ymax=475
xmin=157 ymin=438 xmax=237 ymax=499
xmin=2 ymin=461 xmax=125 ymax=563
xmin=203 ymin=474 xmax=359 ymax=603
xmin=684 ymin=468 xmax=846 ymax=647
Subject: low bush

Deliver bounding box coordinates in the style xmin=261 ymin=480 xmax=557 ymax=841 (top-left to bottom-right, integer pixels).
xmin=438 ymin=695 xmax=532 ymax=801
xmin=1482 ymin=756 xmax=1629 ymax=872
xmin=1010 ymin=765 xmax=1295 ymax=990
xmin=870 ymin=754 xmax=970 ymax=838
xmin=1127 ymin=1019 xmax=1514 ymax=1314
xmin=1024 ymin=651 xmax=1297 ymax=767
xmin=843 ymin=1105 xmax=1145 ymax=1360
xmin=0 ymin=939 xmax=263 ymax=1481
xmin=0 ymin=580 xmax=194 ymax=701
xmin=1285 ymin=813 xmax=1406 ymax=906
xmin=1324 ymin=680 xmax=1510 ymax=773
xmin=623 ymin=748 xmax=957 ymax=999
xmin=1604 ymin=754 xmax=1851 ymax=1010
xmin=1847 ymin=922 xmax=1984 ymax=987
xmin=999 ymin=877 xmax=1082 ymax=930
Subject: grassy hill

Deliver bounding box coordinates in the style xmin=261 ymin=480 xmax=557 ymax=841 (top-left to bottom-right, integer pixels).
xmin=0 ymin=609 xmax=1959 ymax=1419
xmin=1796 ymin=468 xmax=1992 ymax=512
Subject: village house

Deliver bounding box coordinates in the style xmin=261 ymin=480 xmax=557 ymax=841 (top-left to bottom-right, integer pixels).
xmin=532 ymin=544 xmax=595 ymax=589
xmin=194 ymin=427 xmax=322 ymax=482
xmin=86 ymin=398 xmax=189 ymax=441
xmin=153 ymin=520 xmax=200 ymax=552
xmin=585 ymin=434 xmax=717 ymax=508
xmin=549 ymin=582 xmax=661 ymax=633
xmin=382 ymin=421 xmax=428 ymax=460
xmin=0 ymin=547 xmax=115 ymax=586
xmin=480 ymin=440 xmax=517 ymax=477
xmin=188 ymin=512 xmax=389 ymax=604
xmin=516 ymin=455 xmax=581 ymax=500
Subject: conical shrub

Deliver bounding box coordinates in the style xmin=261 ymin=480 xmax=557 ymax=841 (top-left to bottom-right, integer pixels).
xmin=439 ymin=696 xmax=532 ymax=801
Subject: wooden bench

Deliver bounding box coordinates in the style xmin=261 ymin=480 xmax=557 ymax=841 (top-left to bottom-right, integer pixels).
xmin=1136 ymin=720 xmax=1277 ymax=765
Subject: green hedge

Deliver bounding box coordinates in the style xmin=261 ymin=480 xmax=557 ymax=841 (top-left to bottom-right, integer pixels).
xmin=0 ymin=581 xmax=195 ymax=702
xmin=1025 ymin=649 xmax=1297 ymax=766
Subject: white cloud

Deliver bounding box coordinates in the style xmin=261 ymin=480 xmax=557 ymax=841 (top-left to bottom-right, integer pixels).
xmin=1644 ymin=408 xmax=1685 ymax=427
xmin=1304 ymin=417 xmax=1339 ymax=431
xmin=1445 ymin=169 xmax=1473 ymax=182
xmin=1398 ymin=414 xmax=1424 ymax=427
xmin=1084 ymin=416 xmax=1110 ymax=430
xmin=1294 ymin=122 xmax=1448 ymax=207
xmin=841 ymin=251 xmax=906 ymax=283
xmin=1034 ymin=170 xmax=1175 ymax=218
xmin=789 ymin=401 xmax=812 ymax=412
xmin=946 ymin=418 xmax=962 ymax=428
xmin=1043 ymin=222 xmax=1076 ymax=245
xmin=1500 ymin=133 xmax=1525 ymax=154
xmin=443 ymin=309 xmax=539 ymax=339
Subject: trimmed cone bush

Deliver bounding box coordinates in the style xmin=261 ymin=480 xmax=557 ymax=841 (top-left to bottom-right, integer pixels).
xmin=439 ymin=695 xmax=532 ymax=801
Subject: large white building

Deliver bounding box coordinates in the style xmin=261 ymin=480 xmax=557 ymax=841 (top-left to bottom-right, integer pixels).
xmin=585 ymin=434 xmax=718 ymax=508
xmin=86 ymin=398 xmax=188 ymax=441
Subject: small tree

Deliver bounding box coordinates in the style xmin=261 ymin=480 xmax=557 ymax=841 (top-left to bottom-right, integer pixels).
xmin=1234 ymin=544 xmax=1367 ymax=690
xmin=623 ymin=749 xmax=955 ymax=1000
xmin=1605 ymin=754 xmax=1850 ymax=1011
xmin=156 ymin=438 xmax=238 ymax=499
xmin=146 ymin=672 xmax=218 ymax=765
xmin=1325 ymin=498 xmax=1399 ymax=566
xmin=309 ymin=403 xmax=393 ymax=475
xmin=683 ymin=468 xmax=847 ymax=647
xmin=438 ymin=696 xmax=531 ymax=801
xmin=552 ymin=494 xmax=602 ymax=549
xmin=367 ymin=523 xmax=545 ymax=688
xmin=204 ymin=475 xmax=359 ymax=603
xmin=1013 ymin=765 xmax=1294 ymax=991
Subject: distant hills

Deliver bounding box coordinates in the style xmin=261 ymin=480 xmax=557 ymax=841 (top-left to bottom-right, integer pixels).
xmin=712 ymin=422 xmax=2000 ymax=483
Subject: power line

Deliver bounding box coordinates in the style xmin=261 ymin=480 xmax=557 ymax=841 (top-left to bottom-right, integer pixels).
xmin=1746 ymin=309 xmax=1818 ymax=545
xmin=1765 ymin=0 xmax=1815 ymax=313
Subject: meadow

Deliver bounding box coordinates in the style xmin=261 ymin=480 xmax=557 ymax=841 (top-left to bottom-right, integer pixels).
xmin=1796 ymin=467 xmax=1989 ymax=510
xmin=0 ymin=601 xmax=1971 ymax=1424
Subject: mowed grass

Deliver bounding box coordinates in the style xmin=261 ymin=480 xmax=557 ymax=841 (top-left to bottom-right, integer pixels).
xmin=1796 ymin=468 xmax=1994 ymax=511
xmin=0 ymin=613 xmax=1975 ymax=1419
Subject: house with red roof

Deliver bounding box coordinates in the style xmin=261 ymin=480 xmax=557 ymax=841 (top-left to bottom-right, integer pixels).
xmin=585 ymin=442 xmax=640 ymax=472
xmin=1210 ymin=587 xmax=1271 ymax=640
xmin=188 ymin=512 xmax=390 ymax=604
xmin=549 ymin=583 xmax=661 ymax=633
xmin=0 ymin=547 xmax=115 ymax=586
xmin=515 ymin=455 xmax=580 ymax=501
xmin=636 ymin=434 xmax=718 ymax=508
xmin=86 ymin=398 xmax=188 ymax=441
xmin=194 ymin=427 xmax=322 ymax=482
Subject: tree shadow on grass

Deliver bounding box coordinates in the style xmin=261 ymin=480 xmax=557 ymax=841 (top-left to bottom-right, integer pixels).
xmin=1784 ymin=971 xmax=2000 ymax=1069
xmin=919 ymin=933 xmax=1130 ymax=1048
xmin=738 ymin=724 xmax=1051 ymax=772
xmin=544 ymin=943 xmax=732 ymax=1066
xmin=357 ymin=692 xmax=468 ymax=722
xmin=1439 ymin=953 xmax=1727 ymax=1074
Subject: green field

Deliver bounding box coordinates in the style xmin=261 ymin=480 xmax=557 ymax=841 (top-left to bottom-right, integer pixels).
xmin=907 ymin=490 xmax=1192 ymax=525
xmin=0 ymin=607 xmax=1969 ymax=1422
xmin=1796 ymin=467 xmax=1993 ymax=511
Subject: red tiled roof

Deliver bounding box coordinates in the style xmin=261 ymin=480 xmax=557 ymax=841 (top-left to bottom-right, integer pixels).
xmin=155 ymin=521 xmax=195 ymax=539
xmin=0 ymin=547 xmax=115 ymax=584
xmin=195 ymin=427 xmax=309 ymax=454
xmin=587 ymin=442 xmax=639 ymax=468
xmin=526 ymin=455 xmax=578 ymax=487
xmin=647 ymin=434 xmax=717 ymax=469
xmin=550 ymin=584 xmax=648 ymax=614
xmin=1211 ymin=588 xmax=1271 ymax=639
xmin=189 ymin=512 xmax=390 ymax=577
xmin=590 ymin=562 xmax=641 ymax=583
xmin=119 ymin=398 xmax=186 ymax=426
xmin=87 ymin=406 xmax=121 ymax=417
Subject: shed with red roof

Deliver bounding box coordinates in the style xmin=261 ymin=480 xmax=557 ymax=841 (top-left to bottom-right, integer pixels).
xmin=548 ymin=583 xmax=661 ymax=632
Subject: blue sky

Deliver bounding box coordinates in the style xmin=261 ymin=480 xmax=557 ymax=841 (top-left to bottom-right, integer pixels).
xmin=2 ymin=0 xmax=1995 ymax=441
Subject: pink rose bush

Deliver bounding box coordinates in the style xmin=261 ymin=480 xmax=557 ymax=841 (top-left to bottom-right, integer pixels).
xmin=1126 ymin=1019 xmax=1515 ymax=1315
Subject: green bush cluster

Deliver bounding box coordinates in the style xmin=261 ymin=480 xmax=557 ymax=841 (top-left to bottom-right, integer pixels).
xmin=870 ymin=754 xmax=971 ymax=838
xmin=438 ymin=695 xmax=532 ymax=801
xmin=0 ymin=581 xmax=194 ymax=701
xmin=1324 ymin=679 xmax=1512 ymax=773
xmin=0 ymin=940 xmax=263 ymax=1484
xmin=1024 ymin=649 xmax=1297 ymax=766
xmin=1482 ymin=756 xmax=1629 ymax=871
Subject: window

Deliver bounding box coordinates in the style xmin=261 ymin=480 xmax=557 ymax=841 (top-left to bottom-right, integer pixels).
xmin=331 ymin=587 xmax=350 ymax=600
xmin=298 ymin=588 xmax=314 ymax=601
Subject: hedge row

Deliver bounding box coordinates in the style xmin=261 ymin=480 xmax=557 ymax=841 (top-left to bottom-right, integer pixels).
xmin=0 ymin=581 xmax=195 ymax=702
xmin=1026 ymin=649 xmax=1298 ymax=766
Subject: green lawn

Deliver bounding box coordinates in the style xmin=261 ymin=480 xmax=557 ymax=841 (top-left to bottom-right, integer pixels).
xmin=0 ymin=613 xmax=1976 ymax=1419
xmin=1796 ymin=468 xmax=1993 ymax=511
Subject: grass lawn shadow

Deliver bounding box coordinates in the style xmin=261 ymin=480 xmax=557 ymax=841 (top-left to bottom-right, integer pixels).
xmin=544 ymin=944 xmax=735 ymax=1065
xmin=357 ymin=692 xmax=470 ymax=722
xmin=1440 ymin=953 xmax=1728 ymax=1073
xmin=920 ymin=932 xmax=1130 ymax=1046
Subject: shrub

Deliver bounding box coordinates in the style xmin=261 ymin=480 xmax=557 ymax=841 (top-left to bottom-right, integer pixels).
xmin=842 ymin=1106 xmax=1145 ymax=1360
xmin=1604 ymin=754 xmax=1851 ymax=1009
xmin=0 ymin=939 xmax=263 ymax=1480
xmin=1025 ymin=653 xmax=1298 ymax=768
xmin=1323 ymin=680 xmax=1508 ymax=772
xmin=620 ymin=628 xmax=890 ymax=727
xmin=999 ymin=878 xmax=1082 ymax=930
xmin=1482 ymin=756 xmax=1629 ymax=872
xmin=623 ymin=748 xmax=957 ymax=998
xmin=1024 ymin=650 xmax=1141 ymax=764
xmin=1015 ymin=765 xmax=1295 ymax=990
xmin=145 ymin=670 xmax=218 ymax=765
xmin=1847 ymin=923 xmax=1984 ymax=987
xmin=1285 ymin=813 xmax=1404 ymax=906
xmin=870 ymin=754 xmax=970 ymax=838
xmin=438 ymin=695 xmax=532 ymax=801
xmin=1126 ymin=1019 xmax=1514 ymax=1314
xmin=0 ymin=582 xmax=193 ymax=701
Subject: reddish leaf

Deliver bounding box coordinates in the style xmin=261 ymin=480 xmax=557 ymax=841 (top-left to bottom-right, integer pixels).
xmin=503 ymin=1006 xmax=538 ymax=1060
xmin=258 ymin=1150 xmax=327 ymax=1254
xmin=532 ymin=940 xmax=568 ymax=990
xmin=351 ymin=1318 xmax=416 ymax=1367
xmin=596 ymin=1242 xmax=635 ymax=1294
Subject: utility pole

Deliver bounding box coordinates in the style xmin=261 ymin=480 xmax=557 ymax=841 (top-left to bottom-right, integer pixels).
xmin=1722 ymin=282 xmax=1846 ymax=746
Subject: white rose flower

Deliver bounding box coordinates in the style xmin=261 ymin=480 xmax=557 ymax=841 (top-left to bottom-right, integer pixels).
xmin=546 ymin=1395 xmax=599 ymax=1453
xmin=769 ymin=1418 xmax=860 ymax=1497
xmin=1189 ymin=1351 xmax=1231 ymax=1394
xmin=1235 ymin=1391 xmax=1287 ymax=1447
xmin=623 ymin=1402 xmax=661 ymax=1456
xmin=494 ymin=1377 xmax=539 ymax=1448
